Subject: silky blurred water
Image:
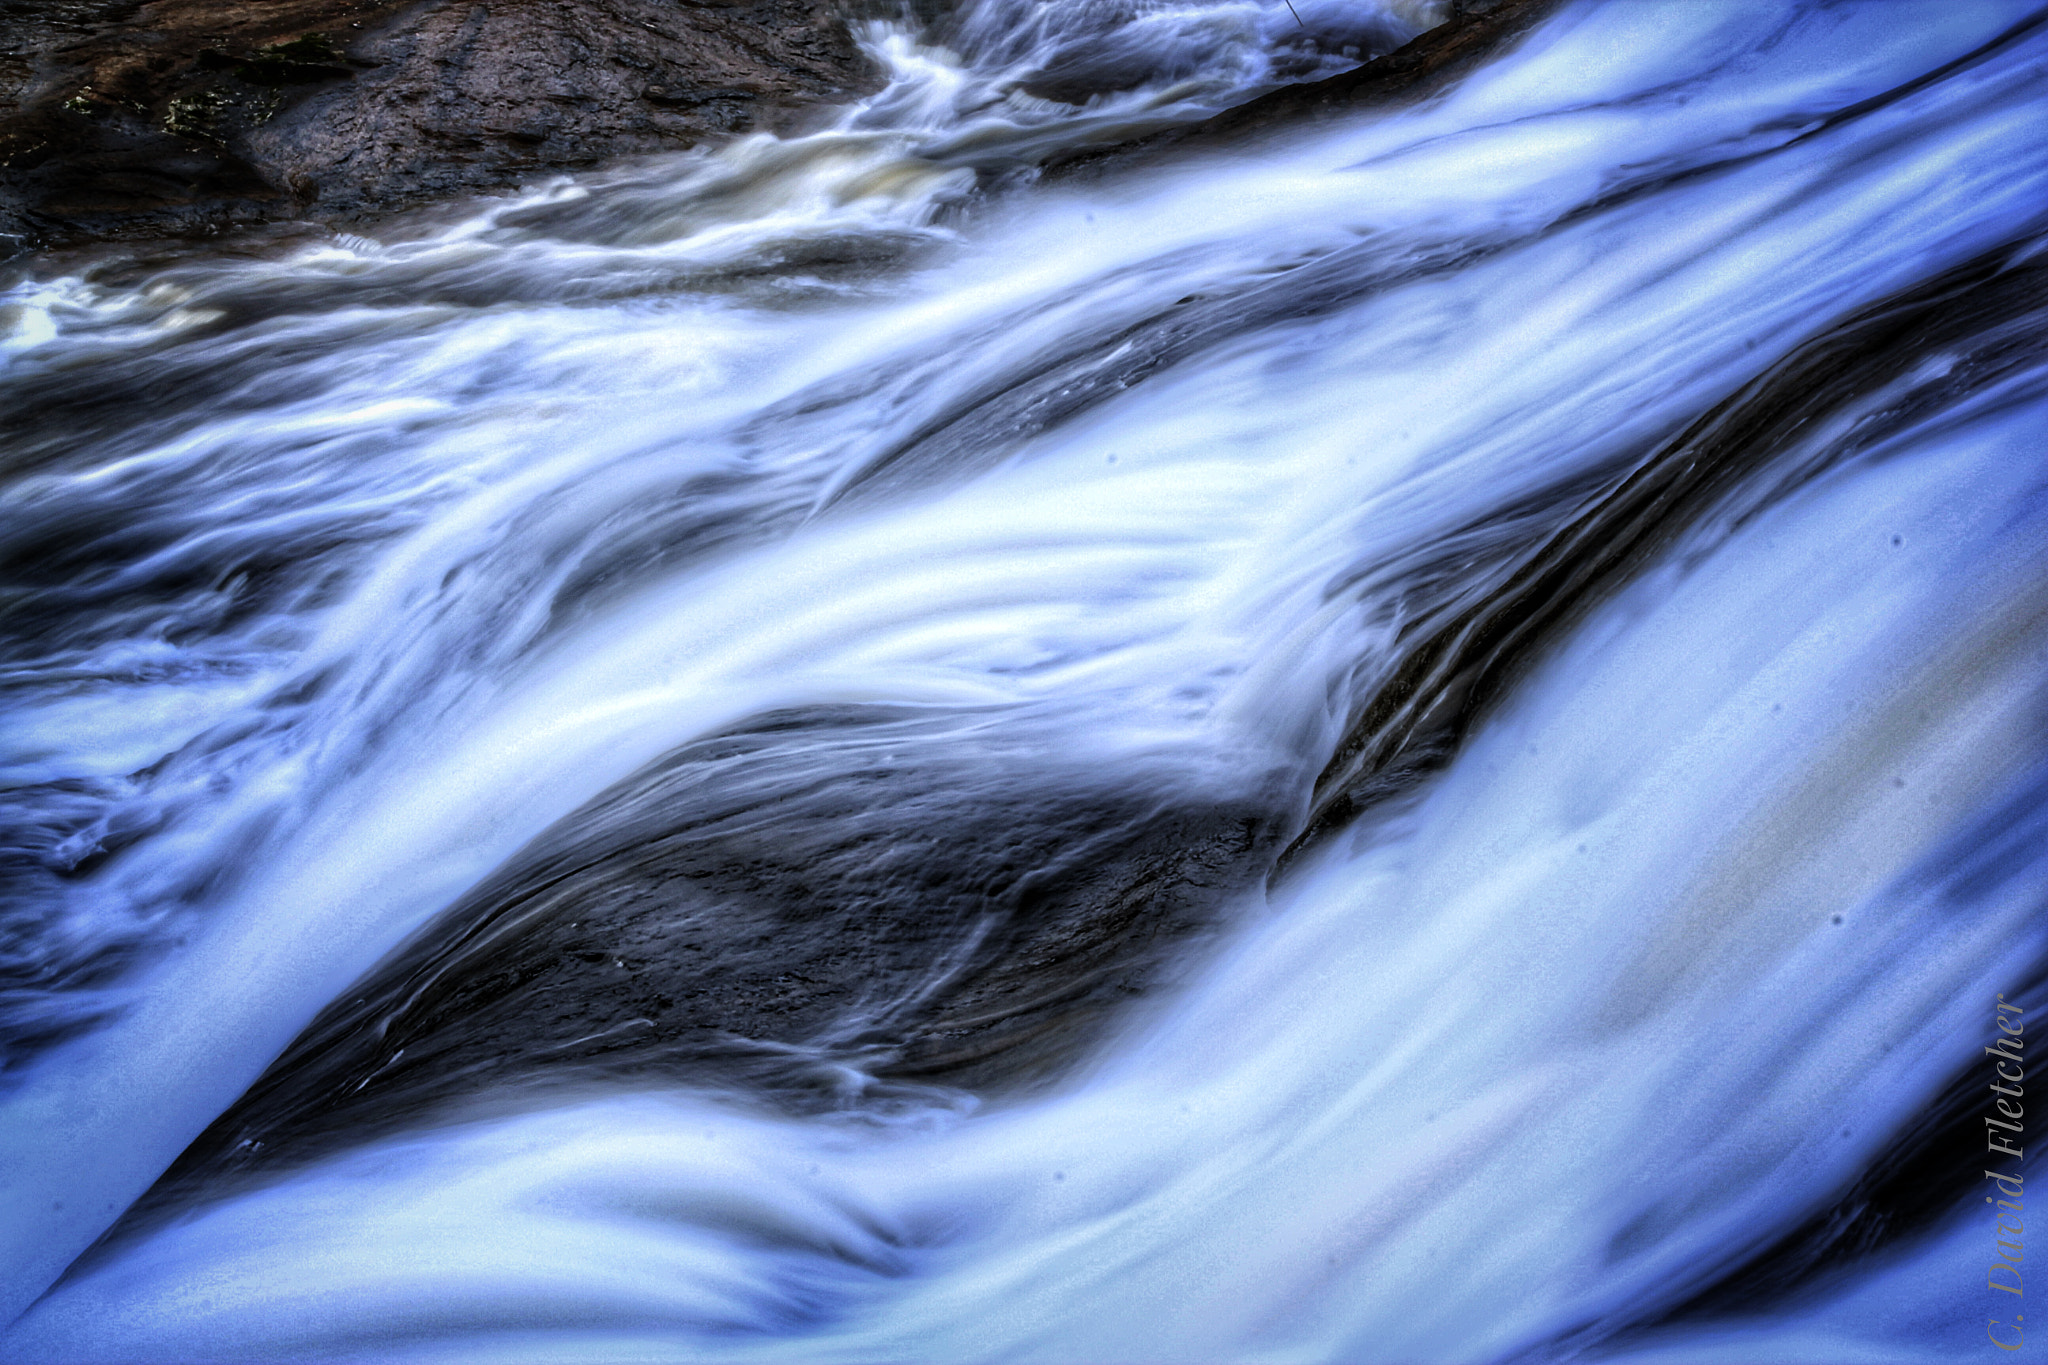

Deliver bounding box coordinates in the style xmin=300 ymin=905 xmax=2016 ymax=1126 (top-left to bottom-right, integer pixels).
xmin=2 ymin=0 xmax=2046 ymax=1359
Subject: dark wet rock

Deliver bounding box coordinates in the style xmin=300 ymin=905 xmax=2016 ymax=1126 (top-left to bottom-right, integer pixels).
xmin=1041 ymin=0 xmax=1561 ymax=182
xmin=1292 ymin=237 xmax=2048 ymax=864
xmin=0 ymin=0 xmax=881 ymax=254
xmin=1197 ymin=0 xmax=1561 ymax=130
xmin=133 ymin=706 xmax=1286 ymax=1211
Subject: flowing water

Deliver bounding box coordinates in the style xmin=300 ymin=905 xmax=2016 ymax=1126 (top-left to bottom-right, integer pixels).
xmin=2 ymin=0 xmax=2047 ymax=1359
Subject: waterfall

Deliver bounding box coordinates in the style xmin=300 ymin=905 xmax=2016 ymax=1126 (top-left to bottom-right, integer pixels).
xmin=2 ymin=0 xmax=2046 ymax=1359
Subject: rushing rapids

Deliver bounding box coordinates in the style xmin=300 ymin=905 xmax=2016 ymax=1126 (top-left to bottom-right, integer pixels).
xmin=2 ymin=1 xmax=2047 ymax=1360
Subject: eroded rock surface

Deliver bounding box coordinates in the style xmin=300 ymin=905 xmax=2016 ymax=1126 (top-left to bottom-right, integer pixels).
xmin=134 ymin=705 xmax=1286 ymax=1212
xmin=0 ymin=0 xmax=879 ymax=251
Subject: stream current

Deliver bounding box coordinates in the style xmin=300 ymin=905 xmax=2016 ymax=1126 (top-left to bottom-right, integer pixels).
xmin=2 ymin=1 xmax=2048 ymax=1360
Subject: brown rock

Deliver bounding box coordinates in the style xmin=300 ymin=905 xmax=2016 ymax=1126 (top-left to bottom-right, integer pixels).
xmin=0 ymin=0 xmax=881 ymax=254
